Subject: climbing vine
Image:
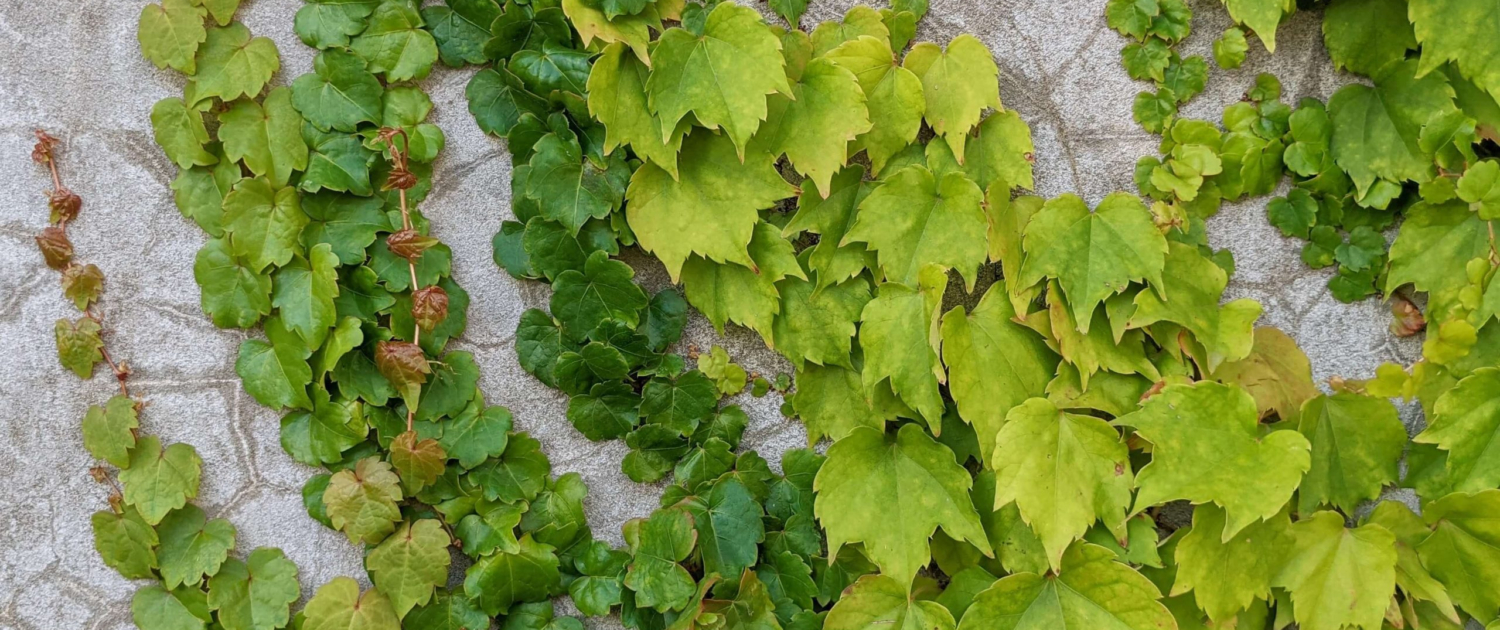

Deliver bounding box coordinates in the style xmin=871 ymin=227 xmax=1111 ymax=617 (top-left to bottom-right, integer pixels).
xmin=30 ymin=0 xmax=1500 ymax=629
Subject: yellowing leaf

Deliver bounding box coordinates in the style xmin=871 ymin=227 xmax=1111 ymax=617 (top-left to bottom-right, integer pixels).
xmin=138 ymin=0 xmax=208 ymax=74
xmin=302 ymin=577 xmax=401 ymax=630
xmin=588 ymin=42 xmax=685 ymax=179
xmin=902 ymin=34 xmax=1000 ymax=158
xmin=120 ymin=436 xmax=202 ymax=525
xmin=367 ymin=519 xmax=452 ymax=618
xmin=1413 ymin=367 xmax=1500 ymax=492
xmin=1172 ymin=504 xmax=1292 ymax=623
xmin=751 ymin=57 xmax=872 ymax=195
xmin=1272 ymin=511 xmax=1397 ymax=630
xmin=1126 ymin=242 xmax=1263 ymax=370
xmin=824 ymin=36 xmax=925 ymax=175
xmin=843 ymin=166 xmax=988 ymax=290
xmin=324 ymin=456 xmax=404 ymax=545
xmin=1410 ymin=0 xmax=1500 ymax=104
xmin=1210 ymin=327 xmax=1318 ymax=422
xmin=217 ymin=88 xmax=307 ymax=188
xmin=190 ymin=22 xmax=280 ymax=102
xmin=858 ymin=268 xmax=947 ymax=426
xmin=957 ymin=542 xmax=1174 ymax=630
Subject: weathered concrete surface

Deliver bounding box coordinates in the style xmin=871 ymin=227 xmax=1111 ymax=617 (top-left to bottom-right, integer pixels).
xmin=0 ymin=0 xmax=1424 ymax=628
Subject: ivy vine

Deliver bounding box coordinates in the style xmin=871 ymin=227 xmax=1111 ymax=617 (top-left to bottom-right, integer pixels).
xmin=32 ymin=0 xmax=1500 ymax=629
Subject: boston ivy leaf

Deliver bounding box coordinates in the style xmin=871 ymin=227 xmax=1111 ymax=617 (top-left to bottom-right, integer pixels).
xmin=1410 ymin=0 xmax=1500 ymax=104
xmin=509 ymin=41 xmax=590 ymax=96
xmin=54 ymin=316 xmax=101 ymax=378
xmin=992 ymin=398 xmax=1132 ymax=571
xmin=271 ymin=243 xmax=340 ymax=349
xmin=1019 ymin=193 xmax=1167 ymax=333
xmin=1416 ymin=489 xmax=1500 ymax=619
xmin=568 ymin=381 xmax=640 ymax=441
xmin=941 ymin=281 xmax=1058 ymax=468
xmin=640 ymin=369 xmax=717 ymax=435
xmin=1132 ymin=88 xmax=1177 ymax=134
xmin=561 ymin=0 xmax=658 ymax=66
xmin=350 ymin=0 xmax=438 ymax=82
xmin=1222 ymin=0 xmax=1287 ymax=52
xmin=1105 ymin=0 xmax=1158 ymax=39
xmin=957 ymin=542 xmax=1173 ymax=630
xmin=405 ymin=589 xmax=490 ymax=630
xmin=1413 ymin=368 xmax=1500 ymax=492
xmin=222 ymin=177 xmax=308 ymax=272
xmin=194 ymin=237 xmax=272 ymax=329
xmin=120 ymin=436 xmax=202 ymax=525
xmin=280 ymin=384 xmax=368 ymax=466
xmin=82 ymin=395 xmax=139 ymax=468
xmin=681 ymin=479 xmax=765 ymax=579
xmin=1386 ymin=200 xmax=1493 ymax=299
xmin=294 ymin=0 xmax=376 ymax=49
xmin=824 ymin=574 xmax=955 ymax=630
xmin=844 ymin=165 xmax=987 ymax=289
xmin=781 ymin=166 xmax=874 ymax=293
xmin=206 ymin=548 xmax=300 ymax=630
xmin=752 ymin=57 xmax=872 ymax=195
xmin=302 ymin=576 xmax=401 ymax=630
xmin=816 ymin=423 xmax=991 ymax=588
xmin=171 ymin=145 xmax=239 ymax=237
xmin=1122 ymin=38 xmax=1171 ymax=82
xmin=1363 ymin=501 xmax=1461 ymax=622
xmin=550 ymin=250 xmax=648 ymax=339
xmin=368 ymin=519 xmax=452 ymax=617
xmin=825 ymin=36 xmax=925 ymax=175
xmin=293 ymin=49 xmax=384 ymax=133
xmin=626 ymin=129 xmax=795 ymax=281
xmin=1114 ymin=382 xmax=1311 ymax=540
xmin=470 ymin=433 xmax=549 ymax=503
xmin=1459 ymin=159 xmax=1500 ymax=219
xmin=440 ymin=397 xmax=511 ymax=469
xmin=138 ymin=0 xmax=208 ymax=74
xmin=642 ymin=288 xmax=687 ymax=352
xmin=770 ymin=273 xmax=869 ymax=369
xmin=421 ymin=0 xmax=499 ymax=66
xmin=300 ymin=191 xmax=386 ymax=264
xmin=647 ymin=3 xmax=790 ymax=155
xmin=808 ymin=6 xmax=887 ymax=57
xmin=219 ymin=88 xmax=307 ymax=187
xmin=1322 ymin=0 xmax=1415 ymax=77
xmin=157 ymin=505 xmax=236 ymax=589
xmin=526 ymin=128 xmax=631 ymax=234
xmin=190 ymin=22 xmax=279 ymax=102
xmin=1272 ymin=511 xmax=1396 ymax=630
xmin=324 ymin=456 xmax=404 ymax=544
xmin=1214 ymin=26 xmax=1248 ymax=69
xmin=151 ymin=97 xmax=217 ymax=169
xmin=1328 ymin=59 xmax=1458 ymax=196
xmin=963 ymin=110 xmax=1034 ymax=191
xmin=681 ymin=221 xmax=805 ymax=338
xmin=301 ymin=125 xmax=376 ymax=196
xmin=466 ymin=66 xmax=548 ymax=137
xmin=859 ymin=267 xmax=948 ymax=425
xmin=902 ymin=34 xmax=1000 ymax=158
xmin=236 ymin=317 xmax=314 ymax=410
xmin=790 ymin=362 xmax=905 ymax=444
xmin=589 ymin=43 xmax=684 ymax=180
xmin=1211 ymin=327 xmax=1319 ymax=422
xmin=131 ymin=585 xmax=205 ymax=630
xmin=1296 ymin=392 xmax=1405 ymax=513
xmin=1126 ymin=242 xmax=1262 ymax=370
xmin=487 ymin=1 xmax=569 ymax=59
xmin=624 ymin=508 xmax=698 ymax=612
xmin=464 ymin=535 xmax=560 ymax=616
xmin=92 ymin=507 xmax=159 ymax=580
xmin=1173 ymin=503 xmax=1292 ymax=623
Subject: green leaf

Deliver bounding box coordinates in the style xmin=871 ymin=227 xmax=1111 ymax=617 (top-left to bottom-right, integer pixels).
xmin=271 ymin=243 xmax=340 ymax=349
xmin=302 ymin=576 xmax=401 ymax=630
xmin=588 ymin=42 xmax=685 ymax=179
xmin=1328 ymin=59 xmax=1458 ymax=196
xmin=824 ymin=574 xmax=955 ymax=630
xmin=963 ymin=110 xmax=1034 ymax=191
xmin=172 ymin=147 xmax=240 ymax=237
xmin=790 ymin=362 xmax=902 ymax=444
xmin=682 ymin=479 xmax=765 ymax=578
xmin=1459 ymin=159 xmax=1500 ymax=219
xmin=300 ymin=191 xmax=387 ymax=264
xmin=138 ymin=0 xmax=208 ymax=74
xmin=207 ymin=548 xmax=301 ymax=630
xmin=132 ymin=585 xmax=205 ymax=630
xmin=816 ymin=424 xmax=991 ymax=588
xmin=957 ymin=542 xmax=1174 ymax=630
xmin=858 ymin=268 xmax=947 ymax=426
xmin=294 ymin=49 xmax=384 ymax=133
xmin=471 ymin=432 xmax=550 ymax=503
xmin=647 ymin=3 xmax=790 ymax=155
xmin=550 ymin=250 xmax=648 ymax=339
xmin=509 ymin=41 xmax=590 ymax=96
xmin=324 ymin=456 xmax=404 ymax=544
xmin=1132 ymin=88 xmax=1177 ymax=134
xmin=626 ymin=130 xmax=794 ymax=280
xmin=1172 ymin=504 xmax=1292 ymax=623
xmin=92 ymin=507 xmax=159 ymax=580
xmin=120 ymin=436 xmax=202 ymax=525
xmin=1222 ymin=0 xmax=1287 ymax=52
xmin=157 ymin=505 xmax=236 ymax=589
xmin=368 ymin=519 xmax=452 ymax=617
xmin=1126 ymin=242 xmax=1262 ymax=370
xmin=351 ymin=0 xmax=438 ymax=81
xmin=941 ymin=282 xmax=1058 ymax=469
xmin=902 ymin=34 xmax=1000 ymax=158
xmin=1122 ymin=38 xmax=1171 ymax=82
xmin=1018 ymin=193 xmax=1168 ymax=334
xmin=1410 ymin=0 xmax=1500 ymax=105
xmin=1413 ymin=368 xmax=1500 ymax=492
xmin=1386 ymin=200 xmax=1494 ymax=298
xmin=152 ymin=97 xmax=217 ymax=169
xmin=222 ymin=177 xmax=308 ymax=272
xmin=405 ymin=590 xmax=489 ymax=630
xmin=464 ymin=535 xmax=561 ymax=616
xmin=1106 ymin=0 xmax=1159 ymax=39
xmin=681 ymin=221 xmax=804 ymax=338
xmin=808 ymin=6 xmax=888 ymax=57
xmin=1296 ymin=392 xmax=1405 ymax=513
xmin=752 ymin=57 xmax=872 ymax=194
xmin=190 ymin=23 xmax=279 ymax=102
xmin=219 ymin=89 xmax=307 ymax=187
xmin=279 ymin=385 xmax=368 ymax=465
xmin=198 ymin=0 xmax=240 ymax=25
xmin=1322 ymin=0 xmax=1415 ymax=77
xmin=301 ymin=126 xmax=377 ymax=196
xmin=844 ymin=166 xmax=988 ymax=290
xmin=1160 ymin=55 xmax=1207 ymax=103
xmin=1417 ymin=490 xmax=1500 ymax=620
xmin=294 ymin=1 xmax=376 ymax=50
xmin=991 ymin=398 xmax=1132 ymax=571
xmin=466 ymin=66 xmax=548 ymax=137
xmin=1114 ymin=382 xmax=1311 ymax=540
xmin=1272 ymin=511 xmax=1396 ymax=630
xmin=780 ymin=165 xmax=874 ymax=292
xmin=624 ymin=508 xmax=698 ymax=612
xmin=422 ymin=0 xmax=500 ymax=66
xmin=1213 ymin=27 xmax=1247 ymax=69
xmin=236 ymin=317 xmax=314 ymax=411
xmin=1364 ymin=501 xmax=1461 ymax=623
xmin=55 ymin=317 xmax=103 ymax=378
xmin=82 ymin=395 xmax=139 ymax=468
xmin=1266 ymin=189 xmax=1317 ymax=238
xmin=640 ymin=369 xmax=717 ymax=435
xmin=770 ymin=273 xmax=870 ymax=369
xmin=440 ymin=398 xmax=511 ymax=469
xmin=526 ymin=128 xmax=631 ymax=234
xmin=824 ymin=36 xmax=925 ymax=175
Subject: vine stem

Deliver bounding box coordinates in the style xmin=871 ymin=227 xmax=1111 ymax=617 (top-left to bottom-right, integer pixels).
xmin=387 ymin=129 xmax=421 ymax=433
xmin=35 ymin=130 xmax=130 ymax=398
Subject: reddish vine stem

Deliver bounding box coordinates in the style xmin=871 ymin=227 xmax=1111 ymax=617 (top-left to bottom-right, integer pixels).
xmin=34 ymin=130 xmax=131 ymax=398
xmin=383 ymin=128 xmax=422 ymax=432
